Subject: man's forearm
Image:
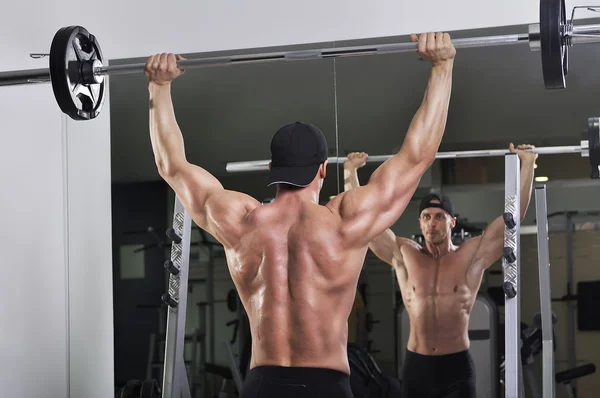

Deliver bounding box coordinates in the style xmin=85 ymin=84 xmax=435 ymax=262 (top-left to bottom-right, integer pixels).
xmin=149 ymin=82 xmax=187 ymax=175
xmin=401 ymin=62 xmax=453 ymax=164
xmin=519 ymin=158 xmax=536 ymax=220
xmin=344 ymin=166 xmax=360 ymax=191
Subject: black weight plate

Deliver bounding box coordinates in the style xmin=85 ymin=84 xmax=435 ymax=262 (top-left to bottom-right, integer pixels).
xmin=588 ymin=117 xmax=600 ymax=179
xmin=540 ymin=0 xmax=568 ymax=89
xmin=49 ymin=26 xmax=105 ymax=120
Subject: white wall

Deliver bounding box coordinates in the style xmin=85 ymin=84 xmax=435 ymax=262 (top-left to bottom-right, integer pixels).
xmin=65 ymin=90 xmax=114 ymax=396
xmin=0 ymin=4 xmax=114 ymax=397
xmin=0 ymin=95 xmax=114 ymax=398
xmin=0 ymin=85 xmax=69 ymax=397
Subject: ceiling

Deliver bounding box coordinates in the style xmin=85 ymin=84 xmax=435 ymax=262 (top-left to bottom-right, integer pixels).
xmin=108 ymin=19 xmax=600 ymax=199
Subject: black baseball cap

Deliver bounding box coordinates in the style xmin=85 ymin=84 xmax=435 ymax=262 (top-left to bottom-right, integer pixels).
xmin=419 ymin=193 xmax=455 ymax=218
xmin=267 ymin=122 xmax=329 ymax=187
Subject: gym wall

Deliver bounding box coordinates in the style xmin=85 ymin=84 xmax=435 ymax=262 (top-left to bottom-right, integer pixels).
xmin=0 ymin=3 xmax=114 ymax=396
xmin=35 ymin=0 xmax=554 ymax=63
xmin=520 ymin=231 xmax=600 ymax=397
xmin=65 ymin=104 xmax=113 ymax=398
xmin=111 ymin=182 xmax=169 ymax=385
xmin=0 ymin=85 xmax=70 ymax=397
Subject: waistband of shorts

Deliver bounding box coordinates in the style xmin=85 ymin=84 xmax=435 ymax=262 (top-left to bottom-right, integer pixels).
xmin=246 ymin=365 xmax=350 ymax=382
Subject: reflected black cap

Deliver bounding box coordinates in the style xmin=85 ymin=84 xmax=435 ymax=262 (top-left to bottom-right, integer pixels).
xmin=419 ymin=193 xmax=455 ymax=217
xmin=268 ymin=122 xmax=328 ymax=187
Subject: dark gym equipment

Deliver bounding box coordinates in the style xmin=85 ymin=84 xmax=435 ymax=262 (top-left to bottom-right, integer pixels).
xmin=588 ymin=117 xmax=600 ymax=179
xmin=115 ymin=379 xmax=161 ymax=398
xmin=348 ymin=344 xmax=403 ymax=398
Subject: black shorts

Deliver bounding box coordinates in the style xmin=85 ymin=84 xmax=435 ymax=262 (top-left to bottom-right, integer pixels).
xmin=240 ymin=365 xmax=353 ymax=398
xmin=401 ymin=349 xmax=476 ymax=398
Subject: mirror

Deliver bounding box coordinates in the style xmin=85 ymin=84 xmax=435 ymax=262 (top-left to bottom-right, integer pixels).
xmin=107 ymin=19 xmax=600 ymax=397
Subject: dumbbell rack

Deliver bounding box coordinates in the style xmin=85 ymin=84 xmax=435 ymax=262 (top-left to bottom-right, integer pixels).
xmin=161 ymin=197 xmax=193 ymax=398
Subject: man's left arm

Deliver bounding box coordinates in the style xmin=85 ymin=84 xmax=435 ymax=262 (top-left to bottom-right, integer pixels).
xmin=468 ymin=144 xmax=537 ymax=271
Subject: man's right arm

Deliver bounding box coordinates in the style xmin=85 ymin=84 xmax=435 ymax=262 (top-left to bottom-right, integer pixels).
xmin=145 ymin=54 xmax=260 ymax=249
xmin=335 ymin=32 xmax=455 ymax=247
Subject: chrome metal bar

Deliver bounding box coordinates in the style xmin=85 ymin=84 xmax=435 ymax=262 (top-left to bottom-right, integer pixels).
xmin=504 ymin=153 xmax=521 ymax=398
xmin=207 ymin=245 xmax=216 ymax=364
xmin=1 ymin=23 xmax=599 ymax=88
xmin=0 ymin=68 xmax=51 ymax=86
xmin=64 ymin=24 xmax=600 ymax=78
xmin=224 ymin=341 xmax=244 ymax=392
xmin=162 ymin=198 xmax=193 ymax=398
xmin=93 ymin=33 xmax=529 ymax=78
xmin=572 ymin=23 xmax=600 ymax=34
xmin=565 ymin=213 xmax=578 ymax=396
xmin=570 ymin=23 xmax=600 ymax=45
xmin=535 ymin=185 xmax=555 ymax=398
xmin=225 ymin=143 xmax=587 ymax=173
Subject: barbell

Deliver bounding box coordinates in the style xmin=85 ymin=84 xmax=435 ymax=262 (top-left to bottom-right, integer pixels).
xmin=226 ymin=117 xmax=600 ymax=179
xmin=0 ymin=0 xmax=599 ymax=121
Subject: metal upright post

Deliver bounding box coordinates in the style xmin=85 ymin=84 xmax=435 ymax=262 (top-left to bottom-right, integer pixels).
xmin=207 ymin=245 xmax=215 ymax=364
xmin=162 ymin=197 xmax=193 ymax=398
xmin=503 ymin=153 xmax=522 ymax=398
xmin=565 ymin=212 xmax=577 ymax=397
xmin=392 ymin=267 xmax=399 ymax=378
xmin=535 ymin=185 xmax=555 ymax=398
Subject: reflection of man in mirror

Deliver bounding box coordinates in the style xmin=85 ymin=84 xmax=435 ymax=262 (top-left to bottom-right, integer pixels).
xmin=144 ymin=31 xmax=456 ymax=398
xmin=344 ymin=144 xmax=537 ymax=397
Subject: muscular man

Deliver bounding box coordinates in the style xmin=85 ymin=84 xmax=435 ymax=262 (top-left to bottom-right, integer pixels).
xmin=343 ymin=144 xmax=537 ymax=397
xmin=143 ymin=32 xmax=455 ymax=398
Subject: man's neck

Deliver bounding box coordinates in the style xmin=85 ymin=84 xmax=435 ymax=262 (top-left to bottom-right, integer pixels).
xmin=424 ymin=239 xmax=455 ymax=258
xmin=275 ymin=186 xmax=320 ymax=204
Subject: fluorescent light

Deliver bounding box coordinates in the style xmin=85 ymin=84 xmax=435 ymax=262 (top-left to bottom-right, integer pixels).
xmin=534 ymin=163 xmax=538 ymax=169
xmin=535 ymin=176 xmax=549 ymax=182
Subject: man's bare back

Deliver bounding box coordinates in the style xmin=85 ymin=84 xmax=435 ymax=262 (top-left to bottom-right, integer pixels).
xmin=225 ymin=199 xmax=367 ymax=373
xmin=143 ymin=32 xmax=456 ymax=397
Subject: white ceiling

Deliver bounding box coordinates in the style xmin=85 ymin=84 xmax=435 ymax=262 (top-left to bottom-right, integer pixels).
xmin=108 ymin=20 xmax=600 ymax=199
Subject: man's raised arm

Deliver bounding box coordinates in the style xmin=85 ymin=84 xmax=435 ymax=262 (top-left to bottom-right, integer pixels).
xmin=468 ymin=144 xmax=538 ymax=271
xmin=145 ymin=53 xmax=259 ymax=247
xmin=335 ymin=32 xmax=456 ymax=247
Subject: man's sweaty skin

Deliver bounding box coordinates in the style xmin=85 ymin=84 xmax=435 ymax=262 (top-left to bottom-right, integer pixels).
xmin=344 ymin=144 xmax=537 ymax=355
xmin=143 ymin=32 xmax=455 ymax=375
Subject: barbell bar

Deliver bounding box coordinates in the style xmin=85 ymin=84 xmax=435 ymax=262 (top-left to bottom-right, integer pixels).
xmin=0 ymin=33 xmax=531 ymax=87
xmin=2 ymin=22 xmax=597 ymax=85
xmin=9 ymin=20 xmax=600 ymax=87
xmin=225 ymin=143 xmax=589 ymax=173
xmin=226 ymin=117 xmax=600 ymax=180
xmin=0 ymin=0 xmax=598 ymax=121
